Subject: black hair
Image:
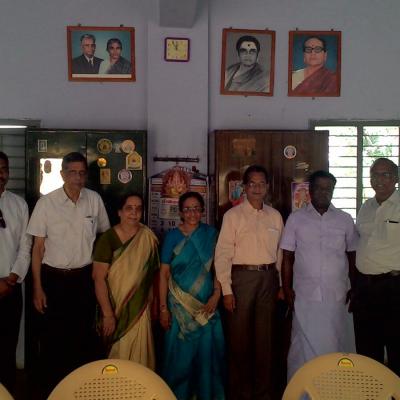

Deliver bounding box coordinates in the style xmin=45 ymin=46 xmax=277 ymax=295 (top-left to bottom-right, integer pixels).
xmin=0 ymin=151 xmax=9 ymax=168
xmin=61 ymin=152 xmax=88 ymax=171
xmin=116 ymin=192 xmax=144 ymax=211
xmin=242 ymin=165 xmax=269 ymax=185
xmin=303 ymin=36 xmax=327 ymax=52
xmin=178 ymin=191 xmax=205 ymax=212
xmin=236 ymin=35 xmax=261 ymax=53
xmin=308 ymin=170 xmax=337 ymax=190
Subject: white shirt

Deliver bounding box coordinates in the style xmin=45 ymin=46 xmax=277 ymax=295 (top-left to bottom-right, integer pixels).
xmin=356 ymin=190 xmax=400 ymax=274
xmin=27 ymin=187 xmax=110 ymax=269
xmin=280 ymin=203 xmax=357 ymax=302
xmin=214 ymin=199 xmax=283 ymax=295
xmin=0 ymin=190 xmax=32 ymax=280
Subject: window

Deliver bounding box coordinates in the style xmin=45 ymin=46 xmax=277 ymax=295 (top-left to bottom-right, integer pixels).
xmin=0 ymin=119 xmax=40 ymax=198
xmin=311 ymin=121 xmax=400 ymax=219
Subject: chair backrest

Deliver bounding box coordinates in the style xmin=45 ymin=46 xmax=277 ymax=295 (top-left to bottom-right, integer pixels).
xmin=47 ymin=359 xmax=176 ymax=400
xmin=0 ymin=383 xmax=14 ymax=400
xmin=283 ymin=352 xmax=400 ymax=400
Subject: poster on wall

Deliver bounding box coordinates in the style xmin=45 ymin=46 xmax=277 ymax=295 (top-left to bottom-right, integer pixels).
xmin=67 ymin=26 xmax=135 ymax=82
xmin=288 ymin=30 xmax=341 ymax=97
xmin=220 ymin=28 xmax=275 ymax=97
xmin=291 ymin=182 xmax=311 ymax=211
xmin=148 ymin=166 xmax=209 ymax=240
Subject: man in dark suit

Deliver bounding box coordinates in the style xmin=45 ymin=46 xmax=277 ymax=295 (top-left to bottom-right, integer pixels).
xmin=72 ymin=34 xmax=103 ymax=74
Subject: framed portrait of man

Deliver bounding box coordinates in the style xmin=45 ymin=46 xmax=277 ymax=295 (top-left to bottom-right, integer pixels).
xmin=220 ymin=28 xmax=275 ymax=97
xmin=288 ymin=30 xmax=341 ymax=97
xmin=67 ymin=26 xmax=135 ymax=82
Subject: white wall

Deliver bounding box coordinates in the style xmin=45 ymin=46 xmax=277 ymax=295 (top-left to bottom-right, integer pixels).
xmin=210 ymin=0 xmax=400 ymax=130
xmin=1 ymin=0 xmax=400 ymax=175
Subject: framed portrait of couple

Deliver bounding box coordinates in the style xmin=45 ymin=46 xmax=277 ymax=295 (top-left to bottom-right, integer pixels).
xmin=67 ymin=26 xmax=135 ymax=82
xmin=220 ymin=28 xmax=341 ymax=97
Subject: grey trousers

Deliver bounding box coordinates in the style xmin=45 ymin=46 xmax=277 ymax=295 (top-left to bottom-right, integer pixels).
xmin=226 ymin=268 xmax=278 ymax=400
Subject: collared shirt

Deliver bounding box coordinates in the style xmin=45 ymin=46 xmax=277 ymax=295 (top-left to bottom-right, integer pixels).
xmin=214 ymin=199 xmax=283 ymax=295
xmin=0 ymin=190 xmax=32 ymax=281
xmin=27 ymin=187 xmax=110 ymax=269
xmin=356 ymin=190 xmax=400 ymax=274
xmin=280 ymin=203 xmax=357 ymax=302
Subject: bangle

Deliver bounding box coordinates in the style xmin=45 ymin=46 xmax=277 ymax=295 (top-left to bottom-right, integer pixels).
xmin=160 ymin=304 xmax=167 ymax=311
xmin=160 ymin=309 xmax=169 ymax=313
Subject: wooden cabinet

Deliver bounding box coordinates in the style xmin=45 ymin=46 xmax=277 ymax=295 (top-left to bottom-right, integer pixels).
xmin=211 ymin=129 xmax=328 ymax=224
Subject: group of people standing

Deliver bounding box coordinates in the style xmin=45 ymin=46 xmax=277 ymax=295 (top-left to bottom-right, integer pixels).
xmin=1 ymin=150 xmax=400 ymax=400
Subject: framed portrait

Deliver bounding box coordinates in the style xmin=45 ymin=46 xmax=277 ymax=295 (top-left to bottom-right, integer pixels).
xmin=288 ymin=30 xmax=341 ymax=97
xmin=220 ymin=28 xmax=275 ymax=97
xmin=67 ymin=26 xmax=135 ymax=82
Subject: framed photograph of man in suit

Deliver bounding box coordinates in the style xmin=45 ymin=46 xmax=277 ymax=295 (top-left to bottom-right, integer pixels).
xmin=220 ymin=28 xmax=275 ymax=97
xmin=67 ymin=26 xmax=135 ymax=82
xmin=288 ymin=30 xmax=341 ymax=97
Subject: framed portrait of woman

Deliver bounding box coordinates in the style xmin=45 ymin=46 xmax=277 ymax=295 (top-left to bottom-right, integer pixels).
xmin=220 ymin=28 xmax=275 ymax=97
xmin=288 ymin=30 xmax=341 ymax=97
xmin=67 ymin=26 xmax=135 ymax=82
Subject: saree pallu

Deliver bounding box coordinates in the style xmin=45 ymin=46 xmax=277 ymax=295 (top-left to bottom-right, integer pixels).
xmin=107 ymin=224 xmax=159 ymax=369
xmin=162 ymin=223 xmax=225 ymax=400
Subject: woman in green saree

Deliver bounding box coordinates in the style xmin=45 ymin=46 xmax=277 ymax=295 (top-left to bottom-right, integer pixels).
xmin=159 ymin=192 xmax=225 ymax=400
xmin=93 ymin=193 xmax=159 ymax=369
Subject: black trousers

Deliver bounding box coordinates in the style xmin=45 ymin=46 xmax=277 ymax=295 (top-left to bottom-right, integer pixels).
xmin=352 ymin=269 xmax=400 ymax=376
xmin=38 ymin=264 xmax=98 ymax=398
xmin=0 ymin=284 xmax=22 ymax=394
xmin=225 ymin=268 xmax=278 ymax=400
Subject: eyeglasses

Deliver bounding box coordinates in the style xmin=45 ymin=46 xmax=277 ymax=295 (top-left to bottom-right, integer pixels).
xmin=304 ymin=46 xmax=325 ymax=54
xmin=246 ymin=182 xmax=267 ymax=189
xmin=182 ymin=206 xmax=203 ymax=213
xmin=371 ymin=172 xmax=395 ymax=180
xmin=0 ymin=209 xmax=6 ymax=229
xmin=239 ymin=48 xmax=258 ymax=55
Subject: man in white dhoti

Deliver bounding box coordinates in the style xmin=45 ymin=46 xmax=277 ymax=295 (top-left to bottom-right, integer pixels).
xmin=280 ymin=170 xmax=357 ymax=380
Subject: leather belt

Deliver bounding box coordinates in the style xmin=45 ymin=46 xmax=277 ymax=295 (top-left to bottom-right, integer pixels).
xmin=232 ymin=263 xmax=275 ymax=272
xmin=359 ymin=269 xmax=400 ymax=282
xmin=42 ymin=263 xmax=92 ymax=275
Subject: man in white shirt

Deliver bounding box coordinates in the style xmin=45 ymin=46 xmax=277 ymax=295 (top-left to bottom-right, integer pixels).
xmin=353 ymin=157 xmax=400 ymax=376
xmin=0 ymin=152 xmax=31 ymax=394
xmin=280 ymin=170 xmax=357 ymax=380
xmin=215 ymin=165 xmax=283 ymax=400
xmin=27 ymin=152 xmax=110 ymax=396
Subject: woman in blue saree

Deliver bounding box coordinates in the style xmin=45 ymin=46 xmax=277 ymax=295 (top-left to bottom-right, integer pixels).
xmin=159 ymin=192 xmax=225 ymax=400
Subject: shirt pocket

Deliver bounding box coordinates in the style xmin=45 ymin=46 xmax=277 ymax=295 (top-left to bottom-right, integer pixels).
xmin=83 ymin=216 xmax=98 ymax=238
xmin=263 ymin=226 xmax=281 ymax=248
xmin=325 ymin=227 xmax=346 ymax=251
xmin=385 ymin=219 xmax=400 ymax=245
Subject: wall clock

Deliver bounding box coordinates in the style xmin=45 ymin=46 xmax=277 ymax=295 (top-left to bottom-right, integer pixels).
xmin=164 ymin=37 xmax=190 ymax=62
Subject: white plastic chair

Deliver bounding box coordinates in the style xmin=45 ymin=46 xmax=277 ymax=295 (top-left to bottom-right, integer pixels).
xmin=47 ymin=359 xmax=176 ymax=400
xmin=283 ymin=352 xmax=400 ymax=399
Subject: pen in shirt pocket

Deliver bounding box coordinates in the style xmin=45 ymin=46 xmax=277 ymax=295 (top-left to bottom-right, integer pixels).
xmin=385 ymin=219 xmax=399 ymax=223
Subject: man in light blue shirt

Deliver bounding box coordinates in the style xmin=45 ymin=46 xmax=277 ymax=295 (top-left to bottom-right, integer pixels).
xmin=281 ymin=170 xmax=357 ymax=380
